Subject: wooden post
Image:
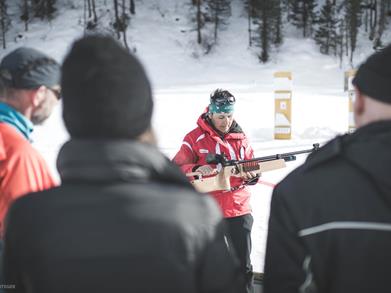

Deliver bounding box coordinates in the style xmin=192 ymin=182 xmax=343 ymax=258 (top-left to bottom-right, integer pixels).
xmin=273 ymin=72 xmax=292 ymax=139
xmin=345 ymin=69 xmax=356 ymax=133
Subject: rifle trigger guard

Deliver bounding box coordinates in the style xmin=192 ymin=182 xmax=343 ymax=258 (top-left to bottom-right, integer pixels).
xmin=233 ymin=163 xmax=240 ymax=175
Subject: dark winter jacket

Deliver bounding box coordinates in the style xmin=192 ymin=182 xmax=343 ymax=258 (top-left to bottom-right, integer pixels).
xmin=263 ymin=120 xmax=391 ymax=293
xmin=3 ymin=139 xmax=242 ymax=293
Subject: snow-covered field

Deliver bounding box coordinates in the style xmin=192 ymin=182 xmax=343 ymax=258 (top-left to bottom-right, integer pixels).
xmin=31 ymin=81 xmax=347 ymax=273
xmin=2 ymin=0 xmax=385 ymax=272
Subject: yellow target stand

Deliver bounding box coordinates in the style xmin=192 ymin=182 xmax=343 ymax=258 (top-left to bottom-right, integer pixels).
xmin=273 ymin=72 xmax=292 ymax=139
xmin=345 ymin=69 xmax=356 ymax=133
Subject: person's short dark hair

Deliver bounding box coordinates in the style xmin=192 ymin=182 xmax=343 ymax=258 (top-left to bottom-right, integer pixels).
xmin=352 ymin=44 xmax=391 ymax=104
xmin=210 ymin=89 xmax=235 ymax=105
xmin=61 ymin=35 xmax=153 ymax=139
xmin=0 ymin=47 xmax=60 ymax=90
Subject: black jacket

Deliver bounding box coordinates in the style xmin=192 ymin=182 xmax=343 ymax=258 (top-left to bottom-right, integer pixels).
xmin=263 ymin=120 xmax=391 ymax=293
xmin=3 ymin=140 xmax=242 ymax=293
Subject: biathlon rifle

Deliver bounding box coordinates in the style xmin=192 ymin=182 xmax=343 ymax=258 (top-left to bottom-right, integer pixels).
xmin=186 ymin=143 xmax=320 ymax=193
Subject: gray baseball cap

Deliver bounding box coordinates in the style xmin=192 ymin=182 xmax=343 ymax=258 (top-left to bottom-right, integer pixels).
xmin=0 ymin=47 xmax=60 ymax=89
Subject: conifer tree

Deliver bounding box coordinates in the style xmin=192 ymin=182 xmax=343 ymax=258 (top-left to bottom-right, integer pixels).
xmin=314 ymin=0 xmax=338 ymax=55
xmin=336 ymin=18 xmax=346 ymax=65
xmin=344 ymin=0 xmax=362 ymax=63
xmin=289 ymin=0 xmax=317 ymax=37
xmin=31 ymin=0 xmax=57 ymax=20
xmin=206 ymin=0 xmax=231 ymax=43
xmin=271 ymin=0 xmax=283 ymax=46
xmin=372 ymin=0 xmax=389 ymax=49
xmin=250 ymin=0 xmax=282 ymax=63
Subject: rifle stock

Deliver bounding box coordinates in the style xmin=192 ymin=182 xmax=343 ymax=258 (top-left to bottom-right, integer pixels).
xmin=188 ymin=159 xmax=287 ymax=193
xmin=189 ymin=166 xmax=235 ymax=193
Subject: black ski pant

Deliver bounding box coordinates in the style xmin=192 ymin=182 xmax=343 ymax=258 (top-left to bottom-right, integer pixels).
xmin=225 ymin=213 xmax=254 ymax=293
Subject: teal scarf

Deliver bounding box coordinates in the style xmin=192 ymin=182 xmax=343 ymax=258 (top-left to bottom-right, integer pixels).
xmin=0 ymin=102 xmax=33 ymax=140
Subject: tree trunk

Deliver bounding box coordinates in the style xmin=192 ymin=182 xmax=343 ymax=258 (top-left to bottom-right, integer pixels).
xmin=83 ymin=0 xmax=87 ymax=31
xmin=91 ymin=0 xmax=97 ymax=23
xmin=114 ymin=0 xmax=120 ymax=39
xmin=369 ymin=0 xmax=377 ymax=40
xmin=373 ymin=0 xmax=387 ymax=48
xmin=86 ymin=0 xmax=91 ymax=18
xmin=23 ymin=0 xmax=29 ymax=31
xmin=345 ymin=20 xmax=349 ymax=56
xmin=0 ymin=0 xmax=5 ymax=49
xmin=260 ymin=0 xmax=269 ymax=62
xmin=364 ymin=0 xmax=368 ymax=32
xmin=214 ymin=0 xmax=219 ymax=43
xmin=130 ymin=0 xmax=135 ymax=14
xmin=248 ymin=0 xmax=252 ymax=46
xmin=197 ymin=0 xmax=202 ymax=44
xmin=122 ymin=0 xmax=129 ymax=49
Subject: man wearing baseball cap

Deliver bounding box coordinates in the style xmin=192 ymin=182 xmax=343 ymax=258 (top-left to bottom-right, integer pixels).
xmin=0 ymin=47 xmax=61 ymax=236
xmin=2 ymin=36 xmax=243 ymax=293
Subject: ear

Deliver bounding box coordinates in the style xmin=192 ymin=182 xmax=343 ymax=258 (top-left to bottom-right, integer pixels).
xmin=30 ymin=86 xmax=47 ymax=107
xmin=353 ymin=87 xmax=365 ymax=116
xmin=137 ymin=127 xmax=157 ymax=145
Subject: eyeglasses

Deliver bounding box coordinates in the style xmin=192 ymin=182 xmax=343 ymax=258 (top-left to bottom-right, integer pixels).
xmin=49 ymin=87 xmax=61 ymax=100
xmin=212 ymin=95 xmax=235 ymax=106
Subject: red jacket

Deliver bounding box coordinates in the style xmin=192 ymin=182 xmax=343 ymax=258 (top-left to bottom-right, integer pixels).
xmin=173 ymin=112 xmax=254 ymax=218
xmin=0 ymin=122 xmax=56 ymax=235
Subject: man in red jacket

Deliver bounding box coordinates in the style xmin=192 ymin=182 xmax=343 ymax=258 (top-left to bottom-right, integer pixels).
xmin=0 ymin=47 xmax=60 ymax=235
xmin=173 ymin=89 xmax=258 ymax=293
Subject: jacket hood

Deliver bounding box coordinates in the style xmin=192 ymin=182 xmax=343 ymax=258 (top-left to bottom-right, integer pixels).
xmin=57 ymin=139 xmax=192 ymax=188
xmin=342 ymin=120 xmax=391 ymax=204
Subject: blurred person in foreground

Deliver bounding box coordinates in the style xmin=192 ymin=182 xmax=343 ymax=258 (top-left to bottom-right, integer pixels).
xmin=173 ymin=89 xmax=259 ymax=293
xmin=2 ymin=35 xmax=242 ymax=293
xmin=263 ymin=44 xmax=391 ymax=293
xmin=0 ymin=47 xmax=60 ymax=236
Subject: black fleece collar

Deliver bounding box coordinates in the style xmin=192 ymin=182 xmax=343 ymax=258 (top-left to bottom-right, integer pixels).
xmin=203 ymin=113 xmax=243 ymax=139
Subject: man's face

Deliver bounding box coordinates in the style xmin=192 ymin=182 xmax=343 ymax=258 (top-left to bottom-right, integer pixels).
xmin=209 ymin=112 xmax=234 ymax=134
xmin=30 ymin=87 xmax=60 ymax=125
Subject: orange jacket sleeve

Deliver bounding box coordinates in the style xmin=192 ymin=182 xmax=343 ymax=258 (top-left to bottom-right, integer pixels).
xmin=0 ymin=126 xmax=57 ymax=234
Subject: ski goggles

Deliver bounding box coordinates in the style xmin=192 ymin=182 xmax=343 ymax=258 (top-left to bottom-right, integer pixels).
xmin=211 ymin=95 xmax=236 ymax=106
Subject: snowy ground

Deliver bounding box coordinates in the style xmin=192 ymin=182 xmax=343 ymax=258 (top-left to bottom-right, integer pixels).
xmin=3 ymin=0 xmax=384 ymax=272
xmin=31 ymin=85 xmax=347 ymax=272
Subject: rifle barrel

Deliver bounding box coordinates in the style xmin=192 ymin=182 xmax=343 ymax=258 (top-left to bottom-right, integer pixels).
xmin=236 ymin=144 xmax=319 ymax=164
